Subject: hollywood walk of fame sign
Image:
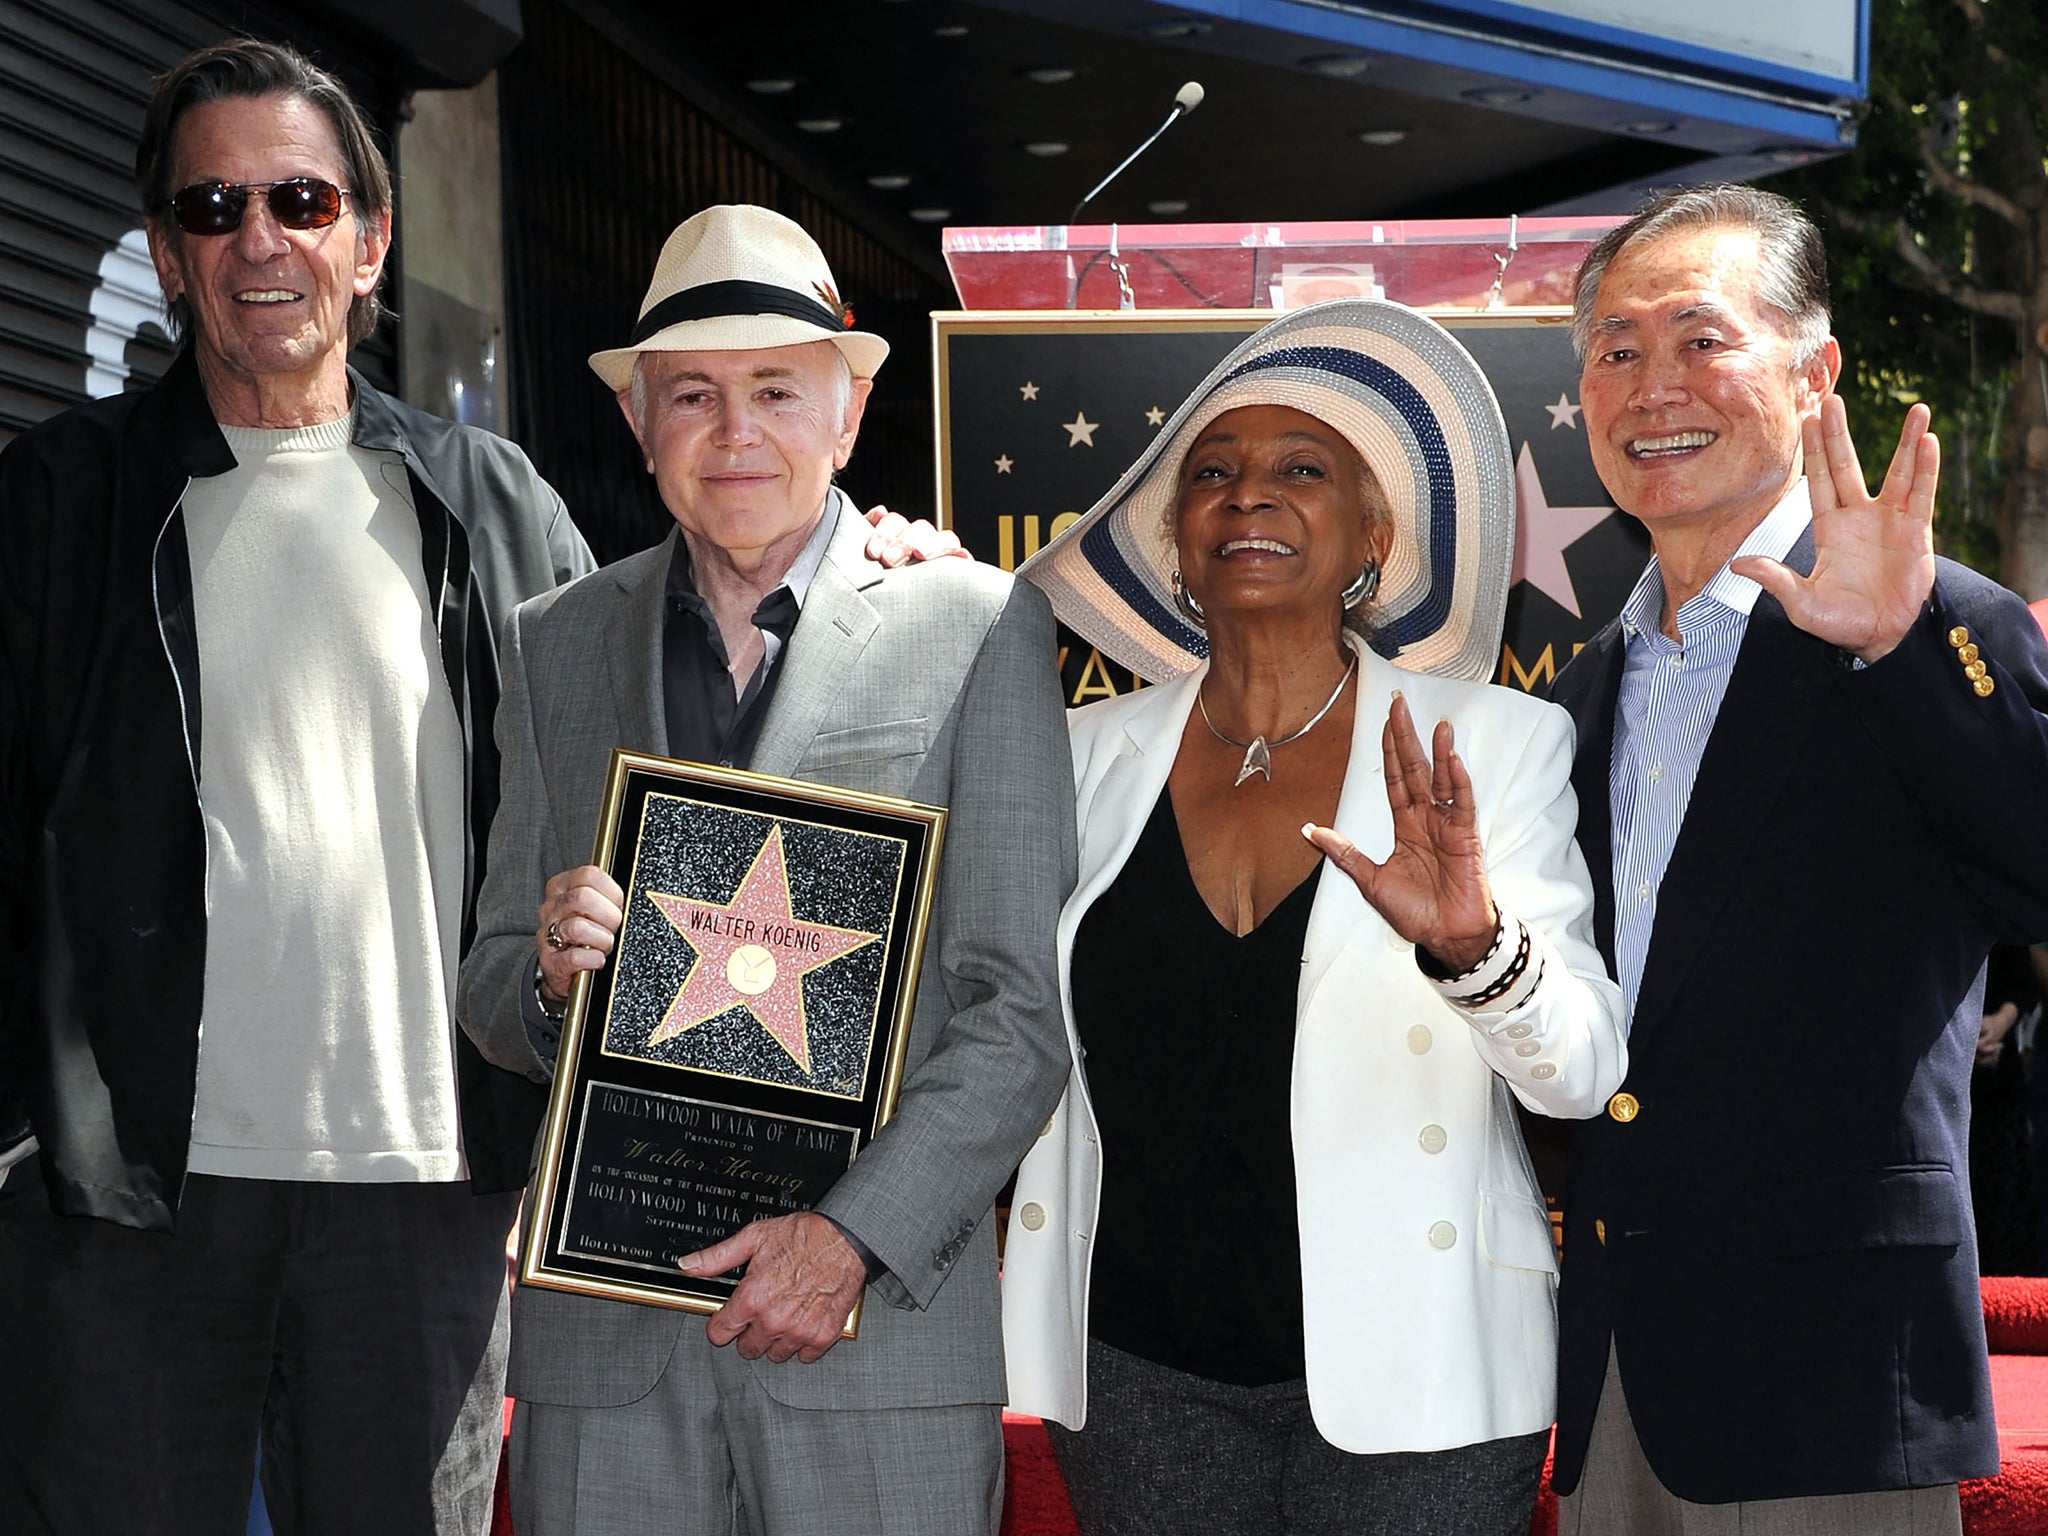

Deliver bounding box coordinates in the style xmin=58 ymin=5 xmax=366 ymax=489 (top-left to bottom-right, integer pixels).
xmin=933 ymin=310 xmax=1652 ymax=704
xmin=521 ymin=751 xmax=946 ymax=1328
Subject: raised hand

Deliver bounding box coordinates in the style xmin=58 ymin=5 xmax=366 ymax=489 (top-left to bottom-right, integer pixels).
xmin=680 ymin=1211 xmax=867 ymax=1363
xmin=1302 ymin=692 xmax=1498 ymax=973
xmin=1731 ymin=396 xmax=1938 ymax=664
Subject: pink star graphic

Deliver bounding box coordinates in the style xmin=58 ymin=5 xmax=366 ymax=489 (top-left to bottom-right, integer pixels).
xmin=644 ymin=825 xmax=880 ymax=1073
xmin=1510 ymin=442 xmax=1612 ymax=619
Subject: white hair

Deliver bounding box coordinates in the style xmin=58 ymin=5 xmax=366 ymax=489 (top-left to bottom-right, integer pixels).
xmin=628 ymin=344 xmax=855 ymax=438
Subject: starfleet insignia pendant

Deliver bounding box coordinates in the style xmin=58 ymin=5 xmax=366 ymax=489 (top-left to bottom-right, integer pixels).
xmin=1234 ymin=737 xmax=1273 ymax=787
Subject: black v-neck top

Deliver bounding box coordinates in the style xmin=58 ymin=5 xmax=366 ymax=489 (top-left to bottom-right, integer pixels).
xmin=1070 ymin=787 xmax=1322 ymax=1386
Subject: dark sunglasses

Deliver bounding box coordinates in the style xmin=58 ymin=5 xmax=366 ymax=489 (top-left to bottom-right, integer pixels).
xmin=164 ymin=177 xmax=350 ymax=236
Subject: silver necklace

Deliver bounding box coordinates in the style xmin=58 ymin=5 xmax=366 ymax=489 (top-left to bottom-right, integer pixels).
xmin=1197 ymin=655 xmax=1358 ymax=787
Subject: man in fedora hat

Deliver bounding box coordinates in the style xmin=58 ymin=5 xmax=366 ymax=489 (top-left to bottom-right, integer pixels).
xmin=458 ymin=203 xmax=1077 ymax=1534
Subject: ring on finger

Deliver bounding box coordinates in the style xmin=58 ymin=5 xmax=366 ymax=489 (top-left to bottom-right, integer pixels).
xmin=545 ymin=919 xmax=569 ymax=950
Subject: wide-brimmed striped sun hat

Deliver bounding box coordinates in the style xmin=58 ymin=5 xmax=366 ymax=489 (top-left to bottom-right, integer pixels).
xmin=1017 ymin=298 xmax=1515 ymax=683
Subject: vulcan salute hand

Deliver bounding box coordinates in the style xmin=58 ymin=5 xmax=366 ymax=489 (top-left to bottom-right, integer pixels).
xmin=1302 ymin=692 xmax=1499 ymax=974
xmin=1732 ymin=396 xmax=1939 ymax=665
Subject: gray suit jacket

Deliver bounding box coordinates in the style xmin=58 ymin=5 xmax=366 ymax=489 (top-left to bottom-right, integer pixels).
xmin=458 ymin=496 xmax=1077 ymax=1412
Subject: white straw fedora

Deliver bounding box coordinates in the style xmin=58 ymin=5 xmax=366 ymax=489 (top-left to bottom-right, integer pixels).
xmin=1017 ymin=298 xmax=1515 ymax=683
xmin=589 ymin=204 xmax=890 ymax=389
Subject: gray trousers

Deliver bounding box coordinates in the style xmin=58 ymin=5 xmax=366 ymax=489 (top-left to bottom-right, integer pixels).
xmin=0 ymin=1161 xmax=517 ymax=1536
xmin=1558 ymin=1342 xmax=1965 ymax=1536
xmin=508 ymin=1322 xmax=1004 ymax=1536
xmin=1045 ymin=1338 xmax=1549 ymax=1536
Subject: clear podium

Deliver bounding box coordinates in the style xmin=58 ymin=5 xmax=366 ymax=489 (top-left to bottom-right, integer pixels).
xmin=940 ymin=217 xmax=1616 ymax=314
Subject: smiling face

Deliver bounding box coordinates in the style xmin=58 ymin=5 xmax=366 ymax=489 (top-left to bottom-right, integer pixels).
xmin=145 ymin=92 xmax=389 ymax=426
xmin=1578 ymin=223 xmax=1838 ymax=551
xmin=1171 ymin=403 xmax=1388 ymax=630
xmin=621 ymin=342 xmax=870 ymax=574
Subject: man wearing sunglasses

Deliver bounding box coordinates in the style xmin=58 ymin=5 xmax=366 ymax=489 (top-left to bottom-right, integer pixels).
xmin=0 ymin=38 xmax=594 ymax=1536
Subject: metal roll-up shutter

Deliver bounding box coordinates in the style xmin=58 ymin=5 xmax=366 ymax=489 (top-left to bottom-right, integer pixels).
xmin=0 ymin=0 xmax=402 ymax=448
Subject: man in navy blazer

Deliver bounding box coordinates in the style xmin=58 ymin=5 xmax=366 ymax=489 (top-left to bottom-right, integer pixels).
xmin=1549 ymin=183 xmax=2048 ymax=1533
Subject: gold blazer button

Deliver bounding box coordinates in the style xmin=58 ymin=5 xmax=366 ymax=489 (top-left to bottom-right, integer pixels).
xmin=1607 ymin=1091 xmax=1640 ymax=1122
xmin=1958 ymin=642 xmax=1981 ymax=665
xmin=1949 ymin=626 xmax=1971 ymax=648
xmin=1975 ymin=675 xmax=1997 ymax=698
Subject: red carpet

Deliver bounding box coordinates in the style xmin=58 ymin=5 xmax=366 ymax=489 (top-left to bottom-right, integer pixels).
xmin=491 ymin=1280 xmax=2048 ymax=1535
xmin=1984 ymin=1276 xmax=2048 ymax=1355
xmin=999 ymin=1414 xmax=1077 ymax=1536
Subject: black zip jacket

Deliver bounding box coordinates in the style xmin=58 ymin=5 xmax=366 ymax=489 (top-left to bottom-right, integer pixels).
xmin=0 ymin=347 xmax=595 ymax=1230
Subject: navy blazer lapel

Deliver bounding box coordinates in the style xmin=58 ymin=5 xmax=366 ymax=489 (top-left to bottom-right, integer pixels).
xmin=749 ymin=502 xmax=881 ymax=780
xmin=1557 ymin=622 xmax=1625 ymax=975
xmin=602 ymin=534 xmax=671 ymax=756
xmin=1628 ymin=530 xmax=1827 ymax=1040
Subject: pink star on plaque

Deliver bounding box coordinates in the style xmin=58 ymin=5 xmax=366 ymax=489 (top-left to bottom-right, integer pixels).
xmin=644 ymin=825 xmax=880 ymax=1073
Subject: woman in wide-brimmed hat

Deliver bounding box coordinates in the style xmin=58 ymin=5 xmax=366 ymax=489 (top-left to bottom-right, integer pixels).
xmin=1002 ymin=299 xmax=1628 ymax=1534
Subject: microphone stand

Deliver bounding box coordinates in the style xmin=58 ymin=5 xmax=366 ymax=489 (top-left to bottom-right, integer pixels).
xmin=1065 ymin=86 xmax=1202 ymax=309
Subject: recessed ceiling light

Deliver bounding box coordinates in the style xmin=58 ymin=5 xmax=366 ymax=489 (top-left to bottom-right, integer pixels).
xmin=1303 ymin=53 xmax=1371 ymax=78
xmin=746 ymin=78 xmax=797 ymax=95
xmin=867 ymin=173 xmax=913 ymax=190
xmin=933 ymin=24 xmax=969 ymax=37
xmin=1146 ymin=199 xmax=1190 ymax=216
xmin=1759 ymin=144 xmax=1816 ymax=164
xmin=1617 ymin=119 xmax=1677 ymax=134
xmin=908 ymin=207 xmax=952 ymax=223
xmin=1024 ymin=67 xmax=1076 ymax=85
xmin=1463 ymin=86 xmax=1535 ymax=106
xmin=1139 ymin=18 xmax=1211 ymax=38
xmin=1021 ymin=141 xmax=1070 ymax=157
xmin=1354 ymin=128 xmax=1408 ymax=147
xmin=795 ymin=117 xmax=845 ymax=133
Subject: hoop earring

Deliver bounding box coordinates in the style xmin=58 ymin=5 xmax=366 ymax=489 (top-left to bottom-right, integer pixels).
xmin=1171 ymin=569 xmax=1207 ymax=627
xmin=1341 ymin=559 xmax=1380 ymax=611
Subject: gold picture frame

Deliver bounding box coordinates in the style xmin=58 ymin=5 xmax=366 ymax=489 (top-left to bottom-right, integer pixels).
xmin=520 ymin=750 xmax=947 ymax=1335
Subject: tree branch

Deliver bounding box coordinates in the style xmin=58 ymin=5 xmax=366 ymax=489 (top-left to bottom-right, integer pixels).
xmin=1916 ymin=119 xmax=2031 ymax=230
xmin=1825 ymin=203 xmax=2027 ymax=326
xmin=1949 ymin=0 xmax=2017 ymax=71
xmin=1944 ymin=0 xmax=2048 ymax=176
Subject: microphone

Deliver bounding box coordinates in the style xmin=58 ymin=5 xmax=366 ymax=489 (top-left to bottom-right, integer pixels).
xmin=1068 ymin=81 xmax=1204 ymax=227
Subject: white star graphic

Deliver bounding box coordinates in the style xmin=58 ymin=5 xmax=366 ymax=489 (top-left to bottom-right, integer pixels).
xmin=1064 ymin=412 xmax=1098 ymax=447
xmin=1545 ymin=393 xmax=1582 ymax=430
xmin=1511 ymin=442 xmax=1612 ymax=618
xmin=994 ymin=454 xmax=1014 ymax=474
xmin=1144 ymin=405 xmax=1165 ymax=427
xmin=1019 ymin=381 xmax=1040 ymax=401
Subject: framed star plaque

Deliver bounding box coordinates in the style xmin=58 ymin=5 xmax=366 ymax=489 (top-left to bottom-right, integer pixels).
xmin=520 ymin=749 xmax=946 ymax=1331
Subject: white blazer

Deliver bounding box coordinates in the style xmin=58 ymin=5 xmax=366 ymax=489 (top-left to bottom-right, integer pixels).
xmin=1001 ymin=637 xmax=1627 ymax=1454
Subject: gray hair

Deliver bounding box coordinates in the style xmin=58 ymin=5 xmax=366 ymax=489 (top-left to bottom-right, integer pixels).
xmin=1570 ymin=183 xmax=1831 ymax=367
xmin=138 ymin=38 xmax=392 ymax=346
xmin=628 ymin=345 xmax=855 ymax=439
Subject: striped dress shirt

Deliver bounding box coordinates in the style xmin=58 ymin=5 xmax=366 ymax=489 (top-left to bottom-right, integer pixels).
xmin=1609 ymin=482 xmax=1813 ymax=1020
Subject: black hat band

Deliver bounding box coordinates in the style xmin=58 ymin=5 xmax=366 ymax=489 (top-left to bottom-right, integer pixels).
xmin=629 ymin=279 xmax=847 ymax=347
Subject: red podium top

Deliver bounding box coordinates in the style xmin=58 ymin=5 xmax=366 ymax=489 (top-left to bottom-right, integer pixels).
xmin=942 ymin=218 xmax=1620 ymax=313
